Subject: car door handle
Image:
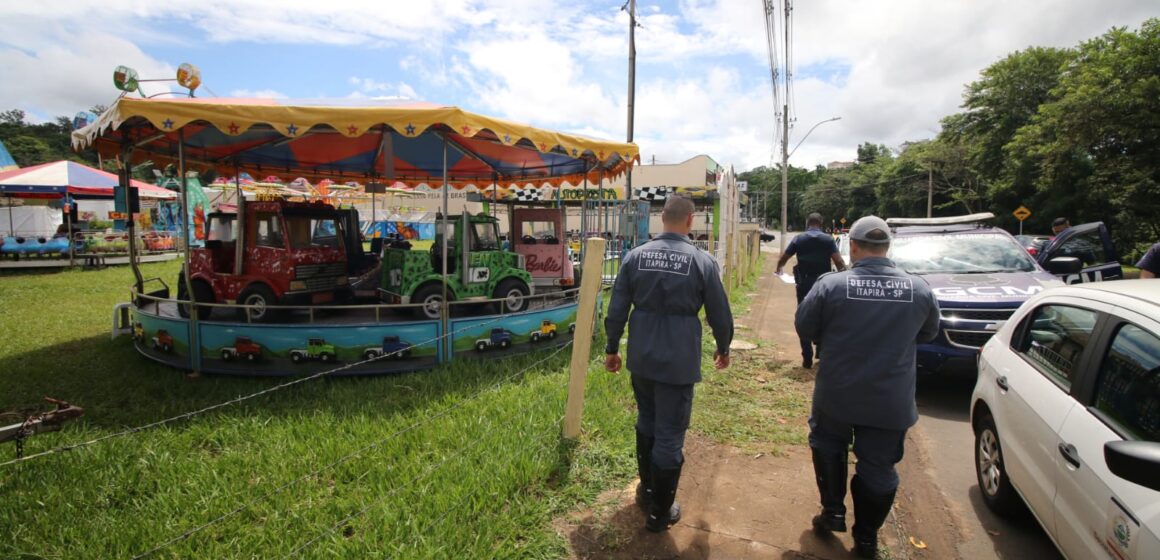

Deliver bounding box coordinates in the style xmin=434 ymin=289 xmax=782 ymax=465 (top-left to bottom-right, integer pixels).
xmin=996 ymin=376 xmax=1009 ymax=391
xmin=1059 ymin=443 xmax=1081 ymax=469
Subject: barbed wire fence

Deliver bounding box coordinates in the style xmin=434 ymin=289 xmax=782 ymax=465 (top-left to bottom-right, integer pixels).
xmin=0 ymin=294 xmax=577 ymax=468
xmin=131 ymin=341 xmax=573 ymax=558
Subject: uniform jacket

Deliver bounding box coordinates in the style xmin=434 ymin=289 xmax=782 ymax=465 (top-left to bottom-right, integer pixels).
xmin=794 ymin=256 xmax=941 ymax=429
xmin=605 ymin=232 xmax=733 ymax=385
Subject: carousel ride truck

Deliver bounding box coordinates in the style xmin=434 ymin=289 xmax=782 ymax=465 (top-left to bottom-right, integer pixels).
xmin=379 ymin=212 xmax=533 ymax=319
xmin=178 ymin=198 xmax=351 ymax=322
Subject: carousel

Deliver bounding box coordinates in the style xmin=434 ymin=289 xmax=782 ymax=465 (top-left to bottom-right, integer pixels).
xmin=72 ymin=84 xmax=638 ymax=376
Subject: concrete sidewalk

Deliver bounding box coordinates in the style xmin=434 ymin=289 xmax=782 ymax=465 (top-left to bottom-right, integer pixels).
xmin=559 ymin=246 xmax=954 ymax=559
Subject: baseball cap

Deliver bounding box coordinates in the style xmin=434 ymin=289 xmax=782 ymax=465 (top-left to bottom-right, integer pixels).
xmin=849 ymin=216 xmax=891 ymax=244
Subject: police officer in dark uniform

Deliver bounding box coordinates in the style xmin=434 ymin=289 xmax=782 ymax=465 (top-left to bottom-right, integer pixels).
xmin=776 ymin=212 xmax=846 ymax=368
xmin=794 ymin=216 xmax=940 ymax=559
xmin=604 ymin=195 xmax=734 ymax=532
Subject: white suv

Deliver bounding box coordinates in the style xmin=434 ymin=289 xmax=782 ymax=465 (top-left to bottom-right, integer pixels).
xmin=971 ymin=280 xmax=1160 ymax=559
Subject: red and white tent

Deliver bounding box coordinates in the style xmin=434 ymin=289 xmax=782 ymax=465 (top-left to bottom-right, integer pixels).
xmin=0 ymin=160 xmax=176 ymax=199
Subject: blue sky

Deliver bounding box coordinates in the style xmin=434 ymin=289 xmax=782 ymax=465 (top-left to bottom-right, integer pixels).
xmin=1 ymin=1 xmax=1155 ymax=172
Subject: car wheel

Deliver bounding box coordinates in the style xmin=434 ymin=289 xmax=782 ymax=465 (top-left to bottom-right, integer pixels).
xmin=238 ymin=284 xmax=279 ymax=323
xmin=246 ymin=352 xmax=258 ymax=362
xmin=548 ymin=330 xmax=557 ymax=340
xmin=364 ymin=350 xmax=379 ymax=360
xmin=500 ymin=339 xmax=510 ymax=349
xmin=492 ymin=278 xmax=530 ymax=314
xmin=221 ymin=350 xmax=233 ymax=361
xmin=476 ymin=341 xmax=487 ymax=352
xmin=320 ymin=353 xmax=334 ymax=363
xmin=291 ymin=352 xmax=304 ymax=364
xmin=412 ymin=283 xmax=448 ymax=320
xmin=975 ymin=413 xmax=1020 ymax=516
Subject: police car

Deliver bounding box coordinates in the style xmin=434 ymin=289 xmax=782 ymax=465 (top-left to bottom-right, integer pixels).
xmin=1036 ymin=222 xmax=1123 ymax=284
xmin=885 ymin=213 xmax=1081 ymax=372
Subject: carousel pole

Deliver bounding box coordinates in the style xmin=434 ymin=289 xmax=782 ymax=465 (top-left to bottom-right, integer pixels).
xmin=440 ymin=135 xmax=450 ymax=361
xmin=233 ymin=161 xmax=243 ymax=276
xmin=120 ymin=138 xmax=144 ymax=293
xmin=178 ymin=131 xmax=201 ymax=376
xmin=65 ymin=196 xmax=75 ymax=268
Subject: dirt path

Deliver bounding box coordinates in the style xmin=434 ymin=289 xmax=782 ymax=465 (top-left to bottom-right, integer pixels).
xmin=557 ymin=248 xmax=963 ymax=559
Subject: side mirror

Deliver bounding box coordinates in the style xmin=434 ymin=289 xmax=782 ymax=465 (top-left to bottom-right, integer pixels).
xmin=1104 ymin=440 xmax=1160 ymax=492
xmin=1046 ymin=256 xmax=1082 ymax=275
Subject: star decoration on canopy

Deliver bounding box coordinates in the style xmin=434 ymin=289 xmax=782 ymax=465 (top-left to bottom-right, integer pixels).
xmin=460 ymin=125 xmax=472 ymax=135
xmin=287 ymin=123 xmax=298 ymax=135
xmin=162 ymin=118 xmax=174 ymax=129
xmin=347 ymin=125 xmax=359 ymax=135
xmin=405 ymin=123 xmax=415 ymax=135
xmin=228 ymin=122 xmax=240 ymax=134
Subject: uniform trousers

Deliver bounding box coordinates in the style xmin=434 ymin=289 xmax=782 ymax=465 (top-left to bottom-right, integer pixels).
xmin=808 ymin=409 xmax=907 ymax=494
xmin=795 ymin=274 xmax=821 ymax=360
xmin=631 ymin=374 xmax=694 ymax=470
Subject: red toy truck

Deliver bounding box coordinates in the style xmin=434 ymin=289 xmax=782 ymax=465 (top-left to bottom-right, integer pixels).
xmin=178 ymin=199 xmax=350 ymax=322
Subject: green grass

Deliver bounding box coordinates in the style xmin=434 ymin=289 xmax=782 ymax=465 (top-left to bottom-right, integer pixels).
xmin=693 ymin=255 xmax=813 ymax=455
xmin=0 ymin=261 xmax=637 ymax=559
xmin=0 ymin=250 xmax=799 ymax=558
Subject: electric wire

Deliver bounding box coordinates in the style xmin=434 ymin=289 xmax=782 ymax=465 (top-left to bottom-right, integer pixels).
xmin=0 ymin=291 xmax=580 ymax=468
xmin=129 ymin=340 xmax=573 ymax=558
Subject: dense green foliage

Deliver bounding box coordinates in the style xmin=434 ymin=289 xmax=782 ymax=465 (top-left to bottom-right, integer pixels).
xmin=0 ymin=109 xmax=101 ymax=168
xmin=741 ymin=18 xmax=1159 ymax=261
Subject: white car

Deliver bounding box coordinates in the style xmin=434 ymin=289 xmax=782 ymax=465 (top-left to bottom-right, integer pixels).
xmin=971 ymin=280 xmax=1160 ymax=559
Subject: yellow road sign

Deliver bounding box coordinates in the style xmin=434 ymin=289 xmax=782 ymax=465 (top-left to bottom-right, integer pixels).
xmin=1013 ymin=206 xmax=1031 ymax=221
xmin=839 ymin=217 xmax=847 ymax=224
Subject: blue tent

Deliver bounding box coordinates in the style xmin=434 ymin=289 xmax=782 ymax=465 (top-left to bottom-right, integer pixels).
xmin=0 ymin=139 xmax=17 ymax=172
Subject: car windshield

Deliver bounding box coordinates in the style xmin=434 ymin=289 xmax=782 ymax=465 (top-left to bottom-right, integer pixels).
xmin=473 ymin=221 xmax=499 ymax=251
xmin=285 ymin=215 xmax=343 ymax=249
xmin=890 ymin=232 xmax=1038 ymax=274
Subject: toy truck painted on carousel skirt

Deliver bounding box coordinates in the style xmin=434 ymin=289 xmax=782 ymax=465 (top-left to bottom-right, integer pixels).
xmin=379 ymin=212 xmax=533 ymax=319
xmin=178 ymin=199 xmax=350 ymax=322
xmin=220 ymin=336 xmax=262 ymax=362
xmin=362 ymin=335 xmax=412 ymax=360
xmin=290 ymin=338 xmax=337 ymax=364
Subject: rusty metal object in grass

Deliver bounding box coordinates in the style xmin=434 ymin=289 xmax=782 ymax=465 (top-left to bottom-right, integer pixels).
xmin=1 ymin=397 xmax=85 ymax=458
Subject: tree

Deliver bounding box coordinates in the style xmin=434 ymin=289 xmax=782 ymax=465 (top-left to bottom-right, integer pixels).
xmin=1007 ymin=19 xmax=1160 ymax=257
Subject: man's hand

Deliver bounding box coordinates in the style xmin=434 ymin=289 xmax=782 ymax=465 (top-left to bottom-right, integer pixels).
xmin=604 ymin=353 xmax=622 ymax=373
xmin=775 ymin=267 xmax=783 ymax=276
xmin=714 ymin=352 xmax=730 ymax=369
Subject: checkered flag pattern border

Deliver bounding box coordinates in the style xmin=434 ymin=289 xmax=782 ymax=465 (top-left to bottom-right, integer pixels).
xmin=634 ymin=186 xmax=669 ymax=201
xmin=514 ymin=188 xmax=542 ymax=202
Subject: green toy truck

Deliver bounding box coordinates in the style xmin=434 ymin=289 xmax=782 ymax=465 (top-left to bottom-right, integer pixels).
xmin=379 ymin=212 xmax=533 ymax=319
xmin=290 ymin=338 xmax=337 ymax=364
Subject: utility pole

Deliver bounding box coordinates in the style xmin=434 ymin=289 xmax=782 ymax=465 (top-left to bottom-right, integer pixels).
xmin=927 ymin=168 xmax=933 ymax=218
xmin=778 ymin=0 xmax=791 ymax=252
xmin=625 ymin=0 xmax=637 ymax=202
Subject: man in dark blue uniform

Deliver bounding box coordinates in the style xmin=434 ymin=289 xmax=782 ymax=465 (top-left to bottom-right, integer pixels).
xmin=795 ymin=216 xmax=941 ymax=559
xmin=776 ymin=212 xmax=846 ymax=368
xmin=604 ymin=195 xmax=734 ymax=532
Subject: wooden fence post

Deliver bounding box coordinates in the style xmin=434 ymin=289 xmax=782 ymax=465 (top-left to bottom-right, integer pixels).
xmin=563 ymin=237 xmax=607 ymax=440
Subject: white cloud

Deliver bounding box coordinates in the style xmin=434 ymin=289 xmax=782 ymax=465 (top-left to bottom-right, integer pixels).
xmin=229 ymin=89 xmax=287 ymax=99
xmin=1 ymin=0 xmax=1155 ymax=176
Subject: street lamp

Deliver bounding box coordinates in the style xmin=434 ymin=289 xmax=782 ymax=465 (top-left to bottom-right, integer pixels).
xmin=779 ymin=116 xmax=841 ymax=251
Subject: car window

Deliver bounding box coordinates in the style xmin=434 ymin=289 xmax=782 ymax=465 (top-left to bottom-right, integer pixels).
xmin=1094 ymin=323 xmax=1160 ymax=442
xmin=1055 ymin=228 xmax=1108 ymax=267
xmin=1014 ymin=304 xmax=1099 ymax=389
xmin=890 ymin=232 xmax=1037 ymax=274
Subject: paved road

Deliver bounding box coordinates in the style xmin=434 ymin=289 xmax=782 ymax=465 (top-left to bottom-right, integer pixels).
xmin=912 ymin=370 xmax=1062 ymax=559
xmin=766 ymin=236 xmax=1063 ymax=559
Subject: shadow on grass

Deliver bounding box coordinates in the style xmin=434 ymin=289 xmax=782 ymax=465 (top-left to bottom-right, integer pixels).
xmin=0 ymin=331 xmax=571 ymax=435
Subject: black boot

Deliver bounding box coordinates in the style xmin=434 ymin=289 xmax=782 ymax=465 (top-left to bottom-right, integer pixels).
xmin=810 ymin=448 xmax=848 ymax=534
xmin=851 ymin=475 xmax=897 ymax=559
xmin=634 ymin=432 xmax=655 ymax=511
xmin=645 ymin=464 xmax=683 ymax=532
